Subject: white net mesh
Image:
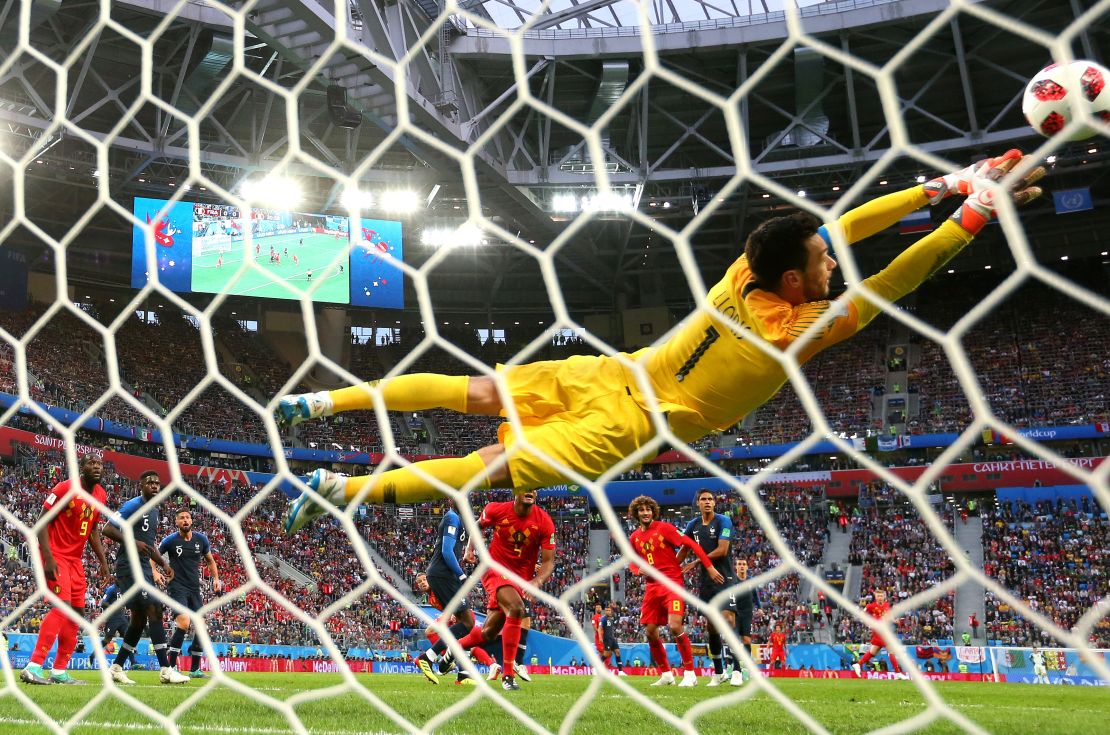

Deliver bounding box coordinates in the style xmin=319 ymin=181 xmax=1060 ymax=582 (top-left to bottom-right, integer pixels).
xmin=1 ymin=0 xmax=1109 ymax=733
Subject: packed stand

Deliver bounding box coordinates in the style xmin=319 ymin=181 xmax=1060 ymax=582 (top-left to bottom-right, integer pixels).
xmin=980 ymin=496 xmax=1110 ymax=647
xmin=844 ymin=486 xmax=956 ymax=644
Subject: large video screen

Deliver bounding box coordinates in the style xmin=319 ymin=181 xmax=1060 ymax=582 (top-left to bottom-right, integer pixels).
xmin=130 ymin=198 xmax=404 ymax=309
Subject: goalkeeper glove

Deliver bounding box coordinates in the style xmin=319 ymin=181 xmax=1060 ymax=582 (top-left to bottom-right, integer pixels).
xmin=923 ymin=149 xmax=1023 ymax=205
xmin=948 ymin=153 xmax=1046 ymax=235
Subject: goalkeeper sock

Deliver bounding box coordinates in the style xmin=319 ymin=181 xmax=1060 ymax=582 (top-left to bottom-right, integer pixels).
xmin=330 ymin=375 xmax=469 ymax=413
xmin=345 ymin=452 xmax=491 ymax=504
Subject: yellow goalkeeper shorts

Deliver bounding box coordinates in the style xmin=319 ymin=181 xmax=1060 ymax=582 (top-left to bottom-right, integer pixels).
xmin=496 ymin=354 xmax=656 ymax=489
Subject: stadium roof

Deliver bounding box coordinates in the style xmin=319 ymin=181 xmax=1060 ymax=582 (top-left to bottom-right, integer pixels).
xmin=465 ymin=0 xmax=830 ymax=30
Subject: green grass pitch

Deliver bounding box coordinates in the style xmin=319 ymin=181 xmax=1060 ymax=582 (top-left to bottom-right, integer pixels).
xmin=191 ymin=232 xmax=350 ymax=303
xmin=2 ymin=672 xmax=1108 ymax=734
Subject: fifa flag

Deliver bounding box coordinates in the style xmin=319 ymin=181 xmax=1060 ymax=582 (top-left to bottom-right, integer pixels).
xmin=1053 ymin=187 xmax=1093 ymax=214
xmin=898 ymin=209 xmax=933 ymax=234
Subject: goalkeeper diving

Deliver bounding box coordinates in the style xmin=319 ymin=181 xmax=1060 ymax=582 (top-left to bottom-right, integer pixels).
xmin=277 ymin=150 xmax=1044 ymax=534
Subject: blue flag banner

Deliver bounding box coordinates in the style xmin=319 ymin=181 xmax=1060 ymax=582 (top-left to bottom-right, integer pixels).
xmin=1053 ymin=187 xmax=1093 ymax=214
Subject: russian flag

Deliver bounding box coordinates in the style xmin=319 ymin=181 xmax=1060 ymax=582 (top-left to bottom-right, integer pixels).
xmin=899 ymin=209 xmax=933 ymax=235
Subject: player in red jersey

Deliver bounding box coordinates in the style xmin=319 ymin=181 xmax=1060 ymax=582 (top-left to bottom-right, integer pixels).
xmin=458 ymin=489 xmax=555 ymax=691
xmin=852 ymin=590 xmax=905 ymax=678
xmin=591 ymin=603 xmax=607 ymax=665
xmin=627 ymin=495 xmax=724 ymax=687
xmin=768 ymin=624 xmax=787 ymax=670
xmin=20 ymin=454 xmax=110 ymax=686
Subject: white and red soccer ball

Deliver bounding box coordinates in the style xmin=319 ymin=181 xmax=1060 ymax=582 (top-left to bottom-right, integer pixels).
xmin=1023 ymin=60 xmax=1110 ymax=141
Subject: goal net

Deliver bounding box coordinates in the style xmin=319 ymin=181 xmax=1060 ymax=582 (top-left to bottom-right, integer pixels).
xmin=0 ymin=0 xmax=1108 ymax=733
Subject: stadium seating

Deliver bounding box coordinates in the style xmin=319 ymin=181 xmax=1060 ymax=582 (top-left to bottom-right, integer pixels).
xmin=844 ymin=486 xmax=957 ymax=644
xmin=980 ymin=499 xmax=1110 ymax=647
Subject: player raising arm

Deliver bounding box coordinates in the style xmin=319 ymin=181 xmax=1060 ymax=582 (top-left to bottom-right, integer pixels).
xmin=20 ymin=454 xmax=109 ymax=686
xmin=277 ymin=152 xmax=1044 ymax=534
xmin=628 ymin=495 xmax=724 ymax=687
xmin=457 ymin=489 xmax=555 ymax=691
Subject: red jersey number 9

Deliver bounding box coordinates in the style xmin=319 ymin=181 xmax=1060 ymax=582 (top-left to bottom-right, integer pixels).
xmin=79 ymin=520 xmax=89 ymax=537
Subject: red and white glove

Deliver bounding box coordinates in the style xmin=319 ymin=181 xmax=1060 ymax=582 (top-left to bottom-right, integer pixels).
xmin=923 ymin=149 xmax=1023 ymax=205
xmin=948 ymin=153 xmax=1045 ymax=235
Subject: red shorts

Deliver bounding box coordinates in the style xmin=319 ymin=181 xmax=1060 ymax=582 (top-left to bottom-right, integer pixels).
xmin=42 ymin=555 xmax=87 ymax=608
xmin=869 ymin=632 xmax=886 ymax=648
xmin=770 ymin=647 xmax=787 ymax=663
xmin=640 ymin=582 xmax=685 ymax=626
xmin=481 ymin=569 xmax=525 ymax=610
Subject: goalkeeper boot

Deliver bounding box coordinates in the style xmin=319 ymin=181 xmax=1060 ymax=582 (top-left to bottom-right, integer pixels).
xmin=284 ymin=469 xmax=347 ymax=535
xmin=730 ymin=669 xmax=745 ymax=687
xmin=275 ymin=391 xmax=334 ymax=427
xmin=706 ymin=672 xmax=727 ymax=687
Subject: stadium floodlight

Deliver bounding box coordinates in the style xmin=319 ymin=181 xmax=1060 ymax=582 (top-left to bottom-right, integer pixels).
xmin=422 ymin=223 xmax=484 ymax=248
xmin=551 ymin=193 xmax=578 ymax=213
xmin=380 ymin=189 xmax=420 ymax=213
xmin=241 ymin=175 xmax=302 ymax=208
xmin=583 ymin=190 xmax=633 ymax=213
xmin=340 ymin=187 xmax=375 ymax=210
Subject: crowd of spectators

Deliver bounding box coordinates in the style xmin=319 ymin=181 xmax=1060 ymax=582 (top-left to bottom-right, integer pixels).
xmin=845 ymin=488 xmax=956 ymax=644
xmin=980 ymin=497 xmax=1110 ymax=647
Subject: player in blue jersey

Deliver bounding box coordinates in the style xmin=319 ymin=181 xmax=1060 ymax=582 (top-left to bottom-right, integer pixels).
xmin=414 ymin=501 xmax=483 ymax=684
xmin=677 ymin=489 xmax=738 ymax=686
xmin=599 ymin=603 xmax=626 ymax=675
xmin=100 ymin=471 xmax=190 ymax=685
xmin=159 ymin=510 xmax=222 ymax=679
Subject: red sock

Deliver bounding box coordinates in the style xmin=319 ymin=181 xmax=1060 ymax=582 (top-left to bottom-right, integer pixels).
xmin=501 ymin=616 xmax=522 ymax=673
xmin=859 ymin=651 xmax=874 ymax=667
xmin=648 ymin=638 xmax=669 ymax=669
xmin=471 ymin=645 xmax=494 ymax=666
xmin=53 ymin=616 xmax=80 ymax=670
xmin=455 ymin=626 xmax=487 ymax=651
xmin=31 ymin=609 xmax=64 ymax=666
xmin=427 ymin=631 xmax=440 ymax=646
xmin=675 ymin=633 xmax=694 ymax=671
xmin=888 ymin=653 xmax=901 ymax=674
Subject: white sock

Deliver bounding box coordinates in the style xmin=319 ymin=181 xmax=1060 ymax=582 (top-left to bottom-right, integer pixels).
xmin=424 ymin=649 xmax=439 ymax=661
xmin=51 ymin=669 xmax=64 ymax=675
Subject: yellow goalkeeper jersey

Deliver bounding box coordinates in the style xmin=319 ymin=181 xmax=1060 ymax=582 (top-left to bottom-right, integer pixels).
xmin=628 ymin=186 xmax=974 ymax=441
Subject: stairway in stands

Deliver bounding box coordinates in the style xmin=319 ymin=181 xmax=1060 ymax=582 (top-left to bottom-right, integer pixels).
xmin=953 ymin=515 xmax=987 ymax=642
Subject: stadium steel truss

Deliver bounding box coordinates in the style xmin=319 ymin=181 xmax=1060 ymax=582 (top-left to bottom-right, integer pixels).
xmin=0 ymin=0 xmax=1107 ymax=319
